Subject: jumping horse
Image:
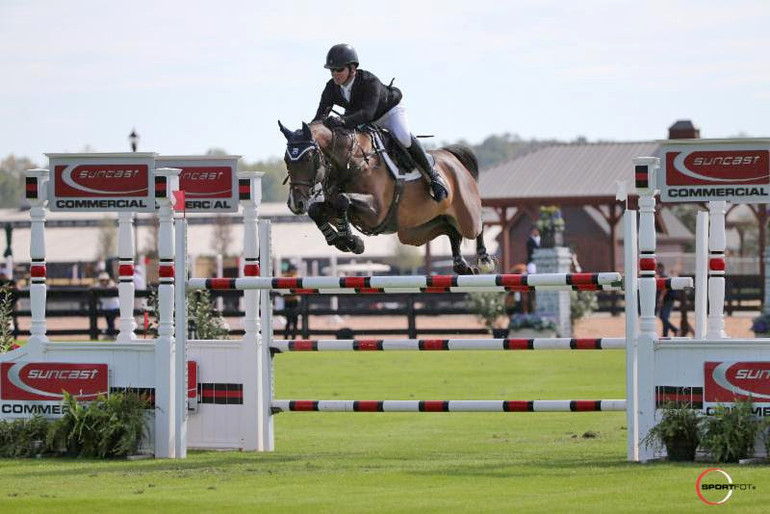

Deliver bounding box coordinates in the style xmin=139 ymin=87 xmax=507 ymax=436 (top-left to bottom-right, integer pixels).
xmin=278 ymin=120 xmax=495 ymax=275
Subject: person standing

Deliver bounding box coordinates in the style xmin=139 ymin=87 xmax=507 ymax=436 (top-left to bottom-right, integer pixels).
xmin=656 ymin=263 xmax=678 ymax=337
xmin=93 ymin=271 xmax=120 ymax=339
xmin=282 ymin=264 xmax=300 ymax=340
xmin=523 ymin=227 xmax=540 ymax=313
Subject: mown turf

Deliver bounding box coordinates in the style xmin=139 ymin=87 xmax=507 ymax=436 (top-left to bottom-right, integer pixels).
xmin=0 ymin=350 xmax=767 ymax=512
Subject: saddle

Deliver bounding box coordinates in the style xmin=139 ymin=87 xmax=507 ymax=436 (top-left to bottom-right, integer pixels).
xmin=359 ymin=125 xmax=423 ymax=181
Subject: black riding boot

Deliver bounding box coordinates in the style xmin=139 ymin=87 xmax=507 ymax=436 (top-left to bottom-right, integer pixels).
xmin=408 ymin=135 xmax=448 ymax=202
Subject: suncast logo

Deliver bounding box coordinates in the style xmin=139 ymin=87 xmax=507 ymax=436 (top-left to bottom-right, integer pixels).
xmin=0 ymin=362 xmax=108 ymax=401
xmin=54 ymin=164 xmax=149 ymax=197
xmin=666 ymin=150 xmax=770 ymax=186
xmin=705 ymin=361 xmax=770 ymax=403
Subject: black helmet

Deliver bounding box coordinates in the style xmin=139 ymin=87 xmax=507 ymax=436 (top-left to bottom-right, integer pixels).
xmin=324 ymin=44 xmax=359 ymax=69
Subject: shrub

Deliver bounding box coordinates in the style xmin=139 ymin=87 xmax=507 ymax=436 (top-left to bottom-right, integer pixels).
xmin=508 ymin=313 xmax=557 ymax=332
xmin=467 ymin=292 xmax=507 ymax=330
xmin=47 ymin=391 xmax=149 ymax=458
xmin=0 ymin=285 xmax=16 ymax=353
xmin=0 ymin=416 xmax=49 ymax=457
xmin=700 ymin=399 xmax=760 ymax=463
xmin=147 ymin=287 xmax=229 ymax=340
xmin=570 ymin=290 xmax=597 ymax=328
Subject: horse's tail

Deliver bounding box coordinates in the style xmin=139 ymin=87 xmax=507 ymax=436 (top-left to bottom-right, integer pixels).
xmin=443 ymin=144 xmax=479 ymax=181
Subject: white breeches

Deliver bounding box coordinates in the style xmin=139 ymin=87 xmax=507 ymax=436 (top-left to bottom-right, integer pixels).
xmin=374 ymin=104 xmax=413 ymax=148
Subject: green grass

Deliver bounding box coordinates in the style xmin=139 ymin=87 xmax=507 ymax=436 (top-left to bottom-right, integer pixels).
xmin=0 ymin=350 xmax=768 ymax=513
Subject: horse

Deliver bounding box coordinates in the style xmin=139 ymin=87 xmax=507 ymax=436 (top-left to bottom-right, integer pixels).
xmin=278 ymin=120 xmax=495 ymax=275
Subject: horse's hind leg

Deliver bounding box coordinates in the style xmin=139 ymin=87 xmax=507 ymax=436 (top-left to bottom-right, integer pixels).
xmin=447 ymin=226 xmax=475 ymax=275
xmin=475 ymin=230 xmax=496 ymax=273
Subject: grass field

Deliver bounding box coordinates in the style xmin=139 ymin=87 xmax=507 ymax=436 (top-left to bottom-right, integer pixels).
xmin=0 ymin=349 xmax=767 ymax=512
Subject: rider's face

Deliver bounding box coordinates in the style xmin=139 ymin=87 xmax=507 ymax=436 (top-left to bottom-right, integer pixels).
xmin=331 ymin=66 xmax=354 ymax=86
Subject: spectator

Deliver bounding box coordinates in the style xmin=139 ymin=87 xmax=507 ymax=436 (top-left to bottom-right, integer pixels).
xmin=526 ymin=227 xmax=540 ymax=274
xmin=93 ymin=271 xmax=120 ymax=339
xmin=656 ymin=263 xmax=678 ymax=337
xmin=282 ymin=264 xmax=300 ymax=340
xmin=0 ymin=268 xmax=19 ymax=337
xmin=524 ymin=227 xmax=540 ymax=313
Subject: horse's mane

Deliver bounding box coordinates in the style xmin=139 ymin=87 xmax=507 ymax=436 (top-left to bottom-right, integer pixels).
xmin=442 ymin=144 xmax=479 ymax=181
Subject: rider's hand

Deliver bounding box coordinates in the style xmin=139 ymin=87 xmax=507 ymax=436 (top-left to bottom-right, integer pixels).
xmin=324 ymin=116 xmax=345 ymax=130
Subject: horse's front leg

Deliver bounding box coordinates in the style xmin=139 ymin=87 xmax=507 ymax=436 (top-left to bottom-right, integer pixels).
xmin=334 ymin=193 xmax=365 ymax=255
xmin=308 ymin=201 xmax=342 ymax=248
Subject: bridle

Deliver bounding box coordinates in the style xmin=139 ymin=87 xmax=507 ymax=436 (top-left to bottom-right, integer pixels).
xmin=284 ymin=139 xmax=326 ymax=191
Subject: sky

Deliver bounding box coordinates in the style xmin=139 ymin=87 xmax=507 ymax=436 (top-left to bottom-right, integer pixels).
xmin=1 ymin=0 xmax=769 ymax=166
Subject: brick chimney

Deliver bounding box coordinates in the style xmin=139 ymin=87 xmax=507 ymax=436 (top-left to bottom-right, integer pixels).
xmin=668 ymin=120 xmax=700 ymax=139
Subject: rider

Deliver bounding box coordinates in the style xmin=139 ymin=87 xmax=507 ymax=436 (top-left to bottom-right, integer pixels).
xmin=312 ymin=43 xmax=448 ymax=202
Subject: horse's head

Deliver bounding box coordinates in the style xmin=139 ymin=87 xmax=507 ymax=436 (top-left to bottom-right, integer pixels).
xmin=279 ymin=120 xmax=325 ymax=215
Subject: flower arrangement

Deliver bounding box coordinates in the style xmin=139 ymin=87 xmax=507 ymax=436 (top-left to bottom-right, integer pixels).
xmin=508 ymin=313 xmax=557 ymax=332
xmin=750 ymin=312 xmax=770 ymax=336
xmin=536 ymin=206 xmax=565 ymax=247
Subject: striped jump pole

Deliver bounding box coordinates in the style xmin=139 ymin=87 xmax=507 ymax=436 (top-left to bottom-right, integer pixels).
xmin=189 ymin=272 xmax=623 ymax=292
xmin=271 ymin=338 xmax=626 ymax=352
xmin=272 ymin=400 xmax=627 ymax=413
xmin=189 ymin=274 xmax=690 ymax=295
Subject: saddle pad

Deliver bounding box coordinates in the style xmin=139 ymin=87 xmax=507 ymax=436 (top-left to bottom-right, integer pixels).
xmin=370 ymin=131 xmax=422 ymax=182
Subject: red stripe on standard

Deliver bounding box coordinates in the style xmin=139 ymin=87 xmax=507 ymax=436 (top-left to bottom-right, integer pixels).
xmin=25 ymin=183 xmax=37 ymax=192
xmin=342 ymin=276 xmax=367 ymax=288
xmin=119 ymin=264 xmax=134 ymax=276
xmin=291 ymin=401 xmax=318 ymax=411
xmin=505 ymin=339 xmax=532 ymax=350
xmin=505 ymin=401 xmax=532 ymax=412
xmin=428 ymin=275 xmax=454 ymax=288
xmin=201 ymin=390 xmax=243 ymax=399
xmin=30 ymin=266 xmax=46 ymax=278
xmin=239 ymin=184 xmax=250 ymax=194
xmin=573 ymin=339 xmax=601 ymax=350
xmin=289 ymin=340 xmax=316 ymax=351
xmin=420 ymin=401 xmax=448 ymax=412
xmin=243 ymin=264 xmax=260 ymax=276
xmin=354 ymin=401 xmax=382 ymax=412
xmin=572 ymin=401 xmax=601 ymax=412
xmin=420 ymin=339 xmax=448 ymax=351
xmin=275 ymin=277 xmax=300 ymax=289
xmin=207 ymin=278 xmax=234 ymax=289
xmin=158 ymin=265 xmax=175 ymax=278
xmin=709 ymin=258 xmax=725 ymax=271
xmin=498 ymin=274 xmax=526 ymax=287
xmin=355 ymin=340 xmax=383 ymax=351
xmin=639 ymin=258 xmax=656 ymax=271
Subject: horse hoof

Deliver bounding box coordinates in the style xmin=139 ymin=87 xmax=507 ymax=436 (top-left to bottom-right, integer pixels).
xmin=334 ymin=239 xmax=350 ymax=252
xmin=477 ymin=255 xmax=497 ymax=274
xmin=349 ymin=236 xmax=365 ymax=255
xmin=453 ymin=261 xmax=473 ymax=275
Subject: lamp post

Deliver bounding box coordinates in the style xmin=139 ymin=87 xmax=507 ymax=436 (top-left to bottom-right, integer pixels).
xmin=129 ymin=129 xmax=139 ymax=152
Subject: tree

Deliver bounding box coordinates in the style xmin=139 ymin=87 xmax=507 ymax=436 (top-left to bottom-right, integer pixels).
xmin=0 ymin=154 xmax=37 ymax=208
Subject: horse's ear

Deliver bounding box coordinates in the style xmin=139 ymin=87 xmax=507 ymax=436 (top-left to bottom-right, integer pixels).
xmin=278 ymin=120 xmax=293 ymax=140
xmin=301 ymin=122 xmax=313 ymax=139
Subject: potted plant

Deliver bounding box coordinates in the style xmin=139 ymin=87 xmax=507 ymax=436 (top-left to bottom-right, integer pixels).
xmin=701 ymin=398 xmax=760 ymax=463
xmin=536 ymin=206 xmax=566 ymax=248
xmin=642 ymin=402 xmax=701 ymax=461
xmin=467 ymin=292 xmax=508 ymax=337
xmin=507 ymin=313 xmax=558 ymax=338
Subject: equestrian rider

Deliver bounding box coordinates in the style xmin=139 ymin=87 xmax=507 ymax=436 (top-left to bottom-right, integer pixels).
xmin=312 ymin=43 xmax=448 ymax=202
